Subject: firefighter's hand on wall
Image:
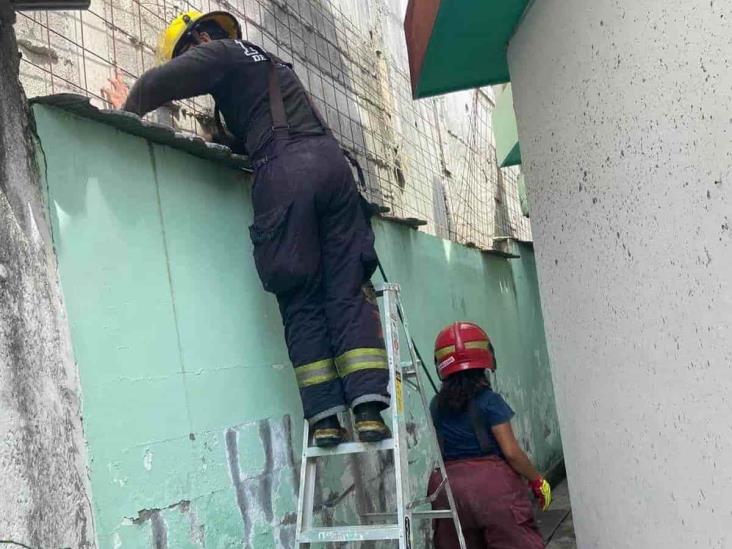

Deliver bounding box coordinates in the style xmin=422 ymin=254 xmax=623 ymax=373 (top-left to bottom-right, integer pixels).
xmin=101 ymin=69 xmax=129 ymax=110
xmin=530 ymin=477 xmax=552 ymax=511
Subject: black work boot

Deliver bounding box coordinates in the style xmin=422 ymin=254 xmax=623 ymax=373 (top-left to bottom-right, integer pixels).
xmin=353 ymin=402 xmax=391 ymax=443
xmin=312 ymin=415 xmax=345 ymax=448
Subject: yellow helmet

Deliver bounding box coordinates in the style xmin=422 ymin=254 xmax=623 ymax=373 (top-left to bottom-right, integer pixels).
xmin=156 ymin=10 xmax=241 ymax=63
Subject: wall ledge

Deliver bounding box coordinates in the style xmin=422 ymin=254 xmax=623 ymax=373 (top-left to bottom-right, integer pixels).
xmin=30 ymin=94 xmax=252 ymax=171
xmin=31 ymin=95 xmax=518 ymax=247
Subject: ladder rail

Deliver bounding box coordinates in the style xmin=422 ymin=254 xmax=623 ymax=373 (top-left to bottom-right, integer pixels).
xmin=295 ymin=421 xmax=317 ymax=542
xmin=396 ymin=290 xmax=468 ymax=549
xmin=295 ymin=282 xmax=467 ymax=548
xmin=382 ymin=284 xmax=411 ymax=549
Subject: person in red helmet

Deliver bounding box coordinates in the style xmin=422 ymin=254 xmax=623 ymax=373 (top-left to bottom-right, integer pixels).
xmin=427 ymin=322 xmax=550 ymax=549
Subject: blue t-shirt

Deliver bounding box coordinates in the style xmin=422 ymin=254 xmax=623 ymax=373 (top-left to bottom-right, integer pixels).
xmin=430 ymin=388 xmax=515 ymax=461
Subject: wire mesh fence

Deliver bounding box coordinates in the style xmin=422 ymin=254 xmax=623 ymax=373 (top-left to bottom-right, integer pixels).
xmin=16 ymin=0 xmax=531 ymax=248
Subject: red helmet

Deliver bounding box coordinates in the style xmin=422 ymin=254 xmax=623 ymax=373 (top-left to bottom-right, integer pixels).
xmin=434 ymin=322 xmax=495 ymax=380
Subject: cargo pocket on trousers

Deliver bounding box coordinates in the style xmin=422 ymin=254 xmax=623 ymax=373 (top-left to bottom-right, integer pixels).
xmin=249 ymin=202 xmax=307 ymax=294
xmin=510 ymin=497 xmax=535 ymax=526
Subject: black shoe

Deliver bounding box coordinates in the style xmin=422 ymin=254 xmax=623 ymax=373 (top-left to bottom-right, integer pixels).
xmin=353 ymin=403 xmax=391 ymax=443
xmin=312 ymin=415 xmax=345 ymax=448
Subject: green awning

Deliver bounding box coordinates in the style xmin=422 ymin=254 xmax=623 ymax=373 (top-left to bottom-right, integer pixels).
xmin=404 ymin=0 xmax=530 ymax=99
xmin=492 ymin=84 xmax=521 ymax=167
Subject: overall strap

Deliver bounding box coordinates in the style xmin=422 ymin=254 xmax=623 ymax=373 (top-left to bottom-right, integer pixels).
xmin=268 ymin=52 xmax=330 ymax=135
xmin=342 ymin=148 xmax=367 ymax=193
xmin=429 ymin=399 xmax=446 ymax=456
xmin=467 ymin=399 xmax=492 ymax=455
xmin=267 ymin=55 xmax=289 ymax=140
xmin=213 ymin=104 xmax=230 ymax=141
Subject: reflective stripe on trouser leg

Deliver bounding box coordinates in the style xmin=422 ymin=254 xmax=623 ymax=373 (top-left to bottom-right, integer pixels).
xmin=295 ymin=358 xmax=347 ymax=423
xmin=335 ymin=347 xmax=391 ymax=409
xmin=335 ymin=348 xmax=388 ymax=376
xmin=296 ymin=358 xmax=338 ymax=388
xmin=273 ymin=264 xmax=346 ymax=422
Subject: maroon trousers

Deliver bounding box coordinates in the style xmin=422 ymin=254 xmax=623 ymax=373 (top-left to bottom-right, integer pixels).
xmin=428 ymin=456 xmax=544 ymax=549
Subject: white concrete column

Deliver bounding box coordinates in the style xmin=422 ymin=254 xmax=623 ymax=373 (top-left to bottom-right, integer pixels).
xmin=507 ymin=2 xmax=732 ymax=547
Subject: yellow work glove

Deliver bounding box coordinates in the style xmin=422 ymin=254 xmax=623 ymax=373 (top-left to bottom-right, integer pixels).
xmin=529 ymin=477 xmax=552 ymax=511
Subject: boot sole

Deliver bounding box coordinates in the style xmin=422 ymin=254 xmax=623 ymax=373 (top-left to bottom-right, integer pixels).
xmin=314 ymin=437 xmax=343 ymax=448
xmin=358 ymin=430 xmax=391 ymax=443
xmin=356 ymin=421 xmax=392 ymax=443
xmin=313 ymin=428 xmax=346 ymax=448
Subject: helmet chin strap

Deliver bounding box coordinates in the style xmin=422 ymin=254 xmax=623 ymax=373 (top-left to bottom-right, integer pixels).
xmin=177 ymin=27 xmax=202 ymax=55
xmin=488 ymin=369 xmax=497 ymax=391
xmin=182 ymin=13 xmax=203 ymax=47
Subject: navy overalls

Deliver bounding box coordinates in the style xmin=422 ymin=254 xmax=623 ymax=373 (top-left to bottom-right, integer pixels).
xmin=122 ymin=39 xmax=389 ymax=422
xmin=247 ymin=55 xmax=390 ymax=422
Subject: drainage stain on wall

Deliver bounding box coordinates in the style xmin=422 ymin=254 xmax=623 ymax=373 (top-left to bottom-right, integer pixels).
xmin=35 ymin=104 xmax=561 ymax=547
xmin=225 ymin=416 xmax=299 ymax=548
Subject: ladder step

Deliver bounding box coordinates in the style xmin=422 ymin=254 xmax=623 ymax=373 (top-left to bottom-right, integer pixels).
xmin=400 ymin=360 xmax=418 ymax=377
xmin=295 ymin=284 xmax=466 ymax=547
xmin=363 ymin=509 xmax=455 ymax=521
xmin=374 ymin=282 xmax=399 ymax=296
xmin=298 ymin=525 xmax=401 ymax=543
xmin=304 ymin=438 xmax=394 ymax=458
xmin=413 ymin=509 xmax=454 ymax=520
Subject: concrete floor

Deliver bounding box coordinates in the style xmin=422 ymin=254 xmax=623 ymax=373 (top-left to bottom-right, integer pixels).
xmin=537 ymin=479 xmax=576 ymax=549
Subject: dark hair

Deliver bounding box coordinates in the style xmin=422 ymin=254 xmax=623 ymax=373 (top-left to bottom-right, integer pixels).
xmin=194 ymin=20 xmax=228 ymax=40
xmin=437 ymin=369 xmax=491 ymax=413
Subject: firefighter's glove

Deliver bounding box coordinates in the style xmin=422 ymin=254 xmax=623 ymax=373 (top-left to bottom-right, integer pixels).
xmin=530 ymin=477 xmax=552 ymax=511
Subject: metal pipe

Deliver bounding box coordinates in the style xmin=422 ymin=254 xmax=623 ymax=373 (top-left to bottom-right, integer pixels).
xmin=11 ymin=0 xmax=90 ymax=11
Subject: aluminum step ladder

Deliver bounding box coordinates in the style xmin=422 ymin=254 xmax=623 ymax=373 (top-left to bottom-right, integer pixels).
xmin=295 ymin=282 xmax=467 ymax=548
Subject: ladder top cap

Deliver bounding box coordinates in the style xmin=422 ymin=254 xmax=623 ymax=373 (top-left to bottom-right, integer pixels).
xmin=374 ymin=282 xmax=400 ymax=293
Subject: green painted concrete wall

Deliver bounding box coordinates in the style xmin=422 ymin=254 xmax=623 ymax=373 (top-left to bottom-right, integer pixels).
xmin=373 ymin=225 xmax=559 ymax=471
xmin=35 ymin=104 xmax=561 ymax=548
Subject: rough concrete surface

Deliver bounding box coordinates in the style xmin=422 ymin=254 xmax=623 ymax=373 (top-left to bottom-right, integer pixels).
xmin=14 ymin=0 xmax=531 ymax=250
xmin=0 ymin=5 xmax=96 ymax=548
xmin=541 ymin=480 xmax=576 ymax=549
xmin=509 ymin=1 xmax=732 ymax=547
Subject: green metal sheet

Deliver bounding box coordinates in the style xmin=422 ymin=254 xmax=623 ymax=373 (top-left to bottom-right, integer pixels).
xmin=493 ymin=84 xmax=522 ymax=167
xmin=410 ymin=0 xmax=529 ymax=98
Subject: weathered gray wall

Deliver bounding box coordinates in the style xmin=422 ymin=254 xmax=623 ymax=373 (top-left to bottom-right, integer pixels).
xmin=14 ymin=0 xmax=530 ymax=250
xmin=508 ymin=1 xmax=732 ymax=548
xmin=0 ymin=6 xmax=96 ymax=548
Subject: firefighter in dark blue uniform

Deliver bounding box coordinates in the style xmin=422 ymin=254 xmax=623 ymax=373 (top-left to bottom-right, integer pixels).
xmin=102 ymin=10 xmax=390 ymax=447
